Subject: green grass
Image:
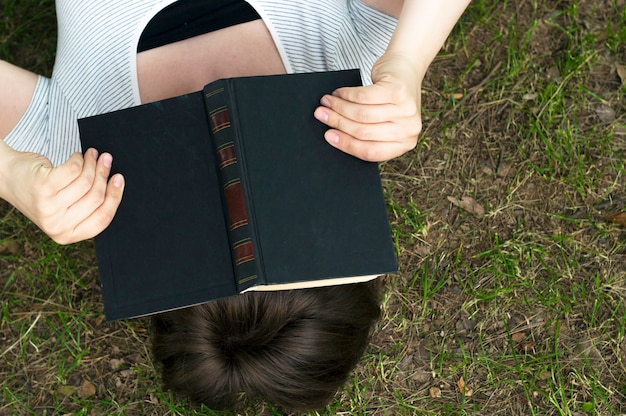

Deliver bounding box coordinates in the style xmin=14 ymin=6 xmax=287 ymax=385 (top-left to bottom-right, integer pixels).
xmin=2 ymin=0 xmax=626 ymax=415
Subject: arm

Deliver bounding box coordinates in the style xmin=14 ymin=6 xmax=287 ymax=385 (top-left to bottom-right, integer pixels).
xmin=0 ymin=60 xmax=125 ymax=244
xmin=314 ymin=0 xmax=471 ymax=161
xmin=0 ymin=60 xmax=38 ymax=139
xmin=376 ymin=0 xmax=471 ymax=75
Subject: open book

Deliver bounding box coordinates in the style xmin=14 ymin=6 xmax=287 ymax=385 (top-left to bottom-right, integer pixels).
xmin=78 ymin=70 xmax=397 ymax=321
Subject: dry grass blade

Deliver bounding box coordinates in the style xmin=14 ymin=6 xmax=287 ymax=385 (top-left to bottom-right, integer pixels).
xmin=1 ymin=0 xmax=626 ymax=415
xmin=0 ymin=313 xmax=41 ymax=360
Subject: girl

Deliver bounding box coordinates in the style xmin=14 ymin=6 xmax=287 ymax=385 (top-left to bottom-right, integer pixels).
xmin=0 ymin=0 xmax=469 ymax=245
xmin=0 ymin=0 xmax=470 ymax=410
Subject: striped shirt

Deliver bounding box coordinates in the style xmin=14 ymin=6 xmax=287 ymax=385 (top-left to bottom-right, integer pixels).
xmin=5 ymin=0 xmax=397 ymax=166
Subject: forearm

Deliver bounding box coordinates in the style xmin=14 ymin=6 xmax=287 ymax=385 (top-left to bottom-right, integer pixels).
xmin=314 ymin=1 xmax=470 ymax=161
xmin=0 ymin=139 xmax=21 ymax=203
xmin=386 ymin=0 xmax=471 ymax=75
xmin=0 ymin=60 xmax=38 ymax=140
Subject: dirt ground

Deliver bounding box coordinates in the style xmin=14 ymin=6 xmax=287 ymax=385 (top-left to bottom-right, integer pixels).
xmin=1 ymin=0 xmax=625 ymax=415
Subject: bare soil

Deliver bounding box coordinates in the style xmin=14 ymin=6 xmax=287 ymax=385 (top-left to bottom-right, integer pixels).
xmin=1 ymin=0 xmax=625 ymax=415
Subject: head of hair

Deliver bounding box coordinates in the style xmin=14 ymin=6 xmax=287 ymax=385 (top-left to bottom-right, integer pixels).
xmin=151 ymin=279 xmax=382 ymax=411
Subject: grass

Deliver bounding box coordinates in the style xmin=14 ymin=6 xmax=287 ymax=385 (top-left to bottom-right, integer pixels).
xmin=1 ymin=0 xmax=626 ymax=415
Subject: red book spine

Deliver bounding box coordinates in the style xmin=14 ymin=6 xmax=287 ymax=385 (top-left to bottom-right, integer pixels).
xmin=204 ymin=84 xmax=258 ymax=290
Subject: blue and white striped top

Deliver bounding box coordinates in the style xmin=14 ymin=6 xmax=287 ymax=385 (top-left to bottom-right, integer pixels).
xmin=5 ymin=0 xmax=397 ymax=166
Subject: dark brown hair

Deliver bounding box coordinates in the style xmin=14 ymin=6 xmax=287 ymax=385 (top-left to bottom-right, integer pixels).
xmin=151 ymin=280 xmax=382 ymax=411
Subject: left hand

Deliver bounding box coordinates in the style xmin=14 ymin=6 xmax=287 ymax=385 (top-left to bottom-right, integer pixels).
xmin=314 ymin=53 xmax=422 ymax=162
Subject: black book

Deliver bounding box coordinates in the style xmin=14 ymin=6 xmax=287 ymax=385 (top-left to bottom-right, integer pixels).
xmin=78 ymin=70 xmax=397 ymax=321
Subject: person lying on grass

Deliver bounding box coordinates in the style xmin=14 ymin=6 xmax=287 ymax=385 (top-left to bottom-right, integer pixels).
xmin=0 ymin=0 xmax=469 ymax=410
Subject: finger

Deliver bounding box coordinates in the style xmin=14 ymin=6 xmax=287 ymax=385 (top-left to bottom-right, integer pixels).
xmin=316 ymin=97 xmax=402 ymax=125
xmin=331 ymin=83 xmax=396 ymax=105
xmin=46 ymin=151 xmax=87 ymax=194
xmin=65 ymin=152 xmax=114 ymax=223
xmin=73 ymin=174 xmax=124 ymax=239
xmin=324 ymin=129 xmax=417 ymax=162
xmin=316 ymin=105 xmax=413 ymax=143
xmin=54 ymin=149 xmax=101 ymax=204
xmin=55 ymin=173 xmax=125 ymax=245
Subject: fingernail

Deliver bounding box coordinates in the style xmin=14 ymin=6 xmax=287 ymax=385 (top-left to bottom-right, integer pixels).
xmin=320 ymin=96 xmax=331 ymax=107
xmin=102 ymin=153 xmax=113 ymax=168
xmin=90 ymin=148 xmax=99 ymax=158
xmin=113 ymin=174 xmax=123 ymax=187
xmin=325 ymin=131 xmax=339 ymax=145
xmin=314 ymin=107 xmax=329 ymax=123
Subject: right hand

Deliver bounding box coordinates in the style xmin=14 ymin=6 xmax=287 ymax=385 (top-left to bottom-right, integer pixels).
xmin=3 ymin=147 xmax=124 ymax=244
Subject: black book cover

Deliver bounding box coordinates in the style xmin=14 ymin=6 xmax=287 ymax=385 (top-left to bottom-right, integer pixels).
xmin=79 ymin=70 xmax=397 ymax=321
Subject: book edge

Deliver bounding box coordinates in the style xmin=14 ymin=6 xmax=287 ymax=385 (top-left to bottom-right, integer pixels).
xmin=240 ymin=273 xmax=384 ymax=293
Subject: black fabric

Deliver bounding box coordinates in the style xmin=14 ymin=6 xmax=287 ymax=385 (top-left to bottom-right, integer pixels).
xmin=138 ymin=0 xmax=261 ymax=52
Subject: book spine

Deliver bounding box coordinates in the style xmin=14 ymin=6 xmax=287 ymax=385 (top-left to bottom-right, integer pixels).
xmin=204 ymin=82 xmax=259 ymax=292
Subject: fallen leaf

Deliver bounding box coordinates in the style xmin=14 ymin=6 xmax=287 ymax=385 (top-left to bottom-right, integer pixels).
xmin=616 ymin=62 xmax=626 ymax=86
xmin=457 ymin=376 xmax=473 ymax=397
xmin=447 ymin=196 xmax=485 ymax=216
xmin=429 ymin=386 xmax=442 ymax=398
xmin=604 ymin=211 xmax=626 ymax=227
xmin=119 ymin=369 xmax=134 ymax=378
xmin=547 ymin=66 xmax=562 ymax=83
xmin=457 ymin=376 xmax=465 ymax=392
xmin=511 ymin=331 xmax=526 ymax=342
xmin=442 ymin=92 xmax=464 ymax=100
xmin=411 ymin=370 xmax=431 ymax=384
xmin=0 ymin=240 xmax=20 ymax=255
xmin=57 ymin=385 xmax=77 ymax=397
xmin=109 ymin=358 xmax=124 ymax=370
xmin=595 ymin=105 xmax=615 ymax=123
xmin=77 ymin=379 xmax=97 ymax=398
